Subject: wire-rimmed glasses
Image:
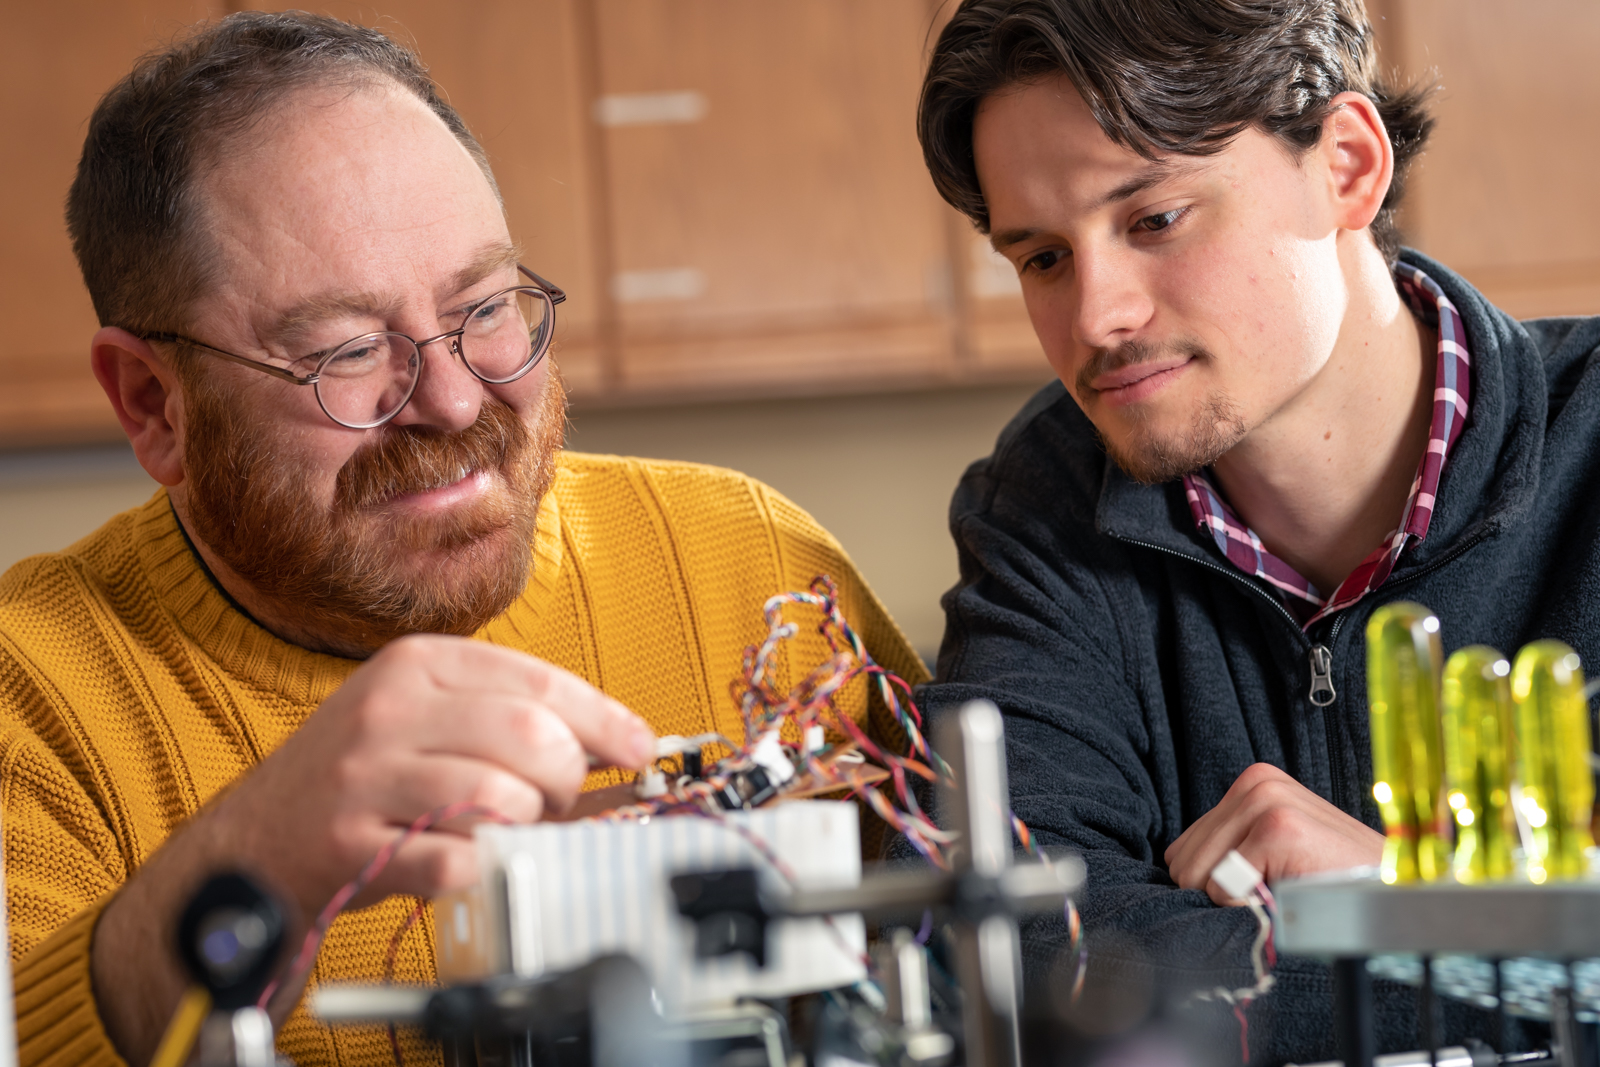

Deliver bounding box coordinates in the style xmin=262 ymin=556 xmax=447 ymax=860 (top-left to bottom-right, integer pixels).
xmin=142 ymin=264 xmax=566 ymax=429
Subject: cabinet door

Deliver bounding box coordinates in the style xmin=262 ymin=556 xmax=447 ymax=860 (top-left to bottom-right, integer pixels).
xmin=590 ymin=0 xmax=961 ymax=397
xmin=0 ymin=0 xmax=220 ymax=447
xmin=1380 ymin=0 xmax=1600 ymax=317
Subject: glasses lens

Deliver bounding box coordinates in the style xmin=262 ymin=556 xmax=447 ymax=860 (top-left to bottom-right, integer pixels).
xmin=459 ymin=287 xmax=553 ymax=384
xmin=314 ymin=333 xmax=421 ymax=428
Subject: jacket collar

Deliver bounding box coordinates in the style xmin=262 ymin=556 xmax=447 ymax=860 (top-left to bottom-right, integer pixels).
xmin=1094 ymin=249 xmax=1546 ymax=577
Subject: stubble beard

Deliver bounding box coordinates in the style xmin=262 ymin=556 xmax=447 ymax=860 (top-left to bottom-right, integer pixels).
xmin=181 ymin=369 xmax=568 ymax=654
xmin=1076 ymin=338 xmax=1249 ymax=485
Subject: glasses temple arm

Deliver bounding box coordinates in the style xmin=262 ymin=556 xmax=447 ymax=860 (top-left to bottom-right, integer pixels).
xmin=517 ymin=264 xmax=567 ymax=305
xmin=142 ymin=333 xmax=319 ymax=385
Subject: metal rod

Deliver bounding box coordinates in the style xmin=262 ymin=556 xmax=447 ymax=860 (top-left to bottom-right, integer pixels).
xmin=938 ymin=701 xmax=1023 ymax=1067
xmin=1422 ymin=955 xmax=1439 ymax=1067
xmin=1335 ymin=957 xmax=1377 ymax=1067
xmin=1493 ymin=958 xmax=1507 ymax=1055
xmin=1553 ymin=984 xmax=1581 ymax=1067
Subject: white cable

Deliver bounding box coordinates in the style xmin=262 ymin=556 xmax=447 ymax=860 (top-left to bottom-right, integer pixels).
xmin=1191 ymin=898 xmax=1277 ymax=1007
xmin=1190 ymin=850 xmax=1277 ymax=1007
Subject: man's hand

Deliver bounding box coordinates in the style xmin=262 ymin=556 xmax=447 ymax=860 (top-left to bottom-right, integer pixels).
xmin=91 ymin=635 xmax=655 ymax=1063
xmin=1164 ymin=763 xmax=1383 ymax=905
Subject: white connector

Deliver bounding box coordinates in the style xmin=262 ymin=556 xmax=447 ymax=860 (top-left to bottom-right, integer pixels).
xmin=751 ymin=730 xmax=796 ymax=784
xmin=1210 ymin=849 xmax=1264 ymax=902
xmin=636 ymin=766 xmax=668 ymax=799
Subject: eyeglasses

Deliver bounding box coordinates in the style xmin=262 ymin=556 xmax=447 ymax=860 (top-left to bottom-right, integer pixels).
xmin=143 ymin=264 xmax=566 ymax=429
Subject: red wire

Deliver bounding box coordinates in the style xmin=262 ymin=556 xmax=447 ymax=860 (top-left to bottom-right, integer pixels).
xmin=257 ymin=801 xmax=511 ymax=1011
xmin=384 ymin=898 xmax=429 ymax=1067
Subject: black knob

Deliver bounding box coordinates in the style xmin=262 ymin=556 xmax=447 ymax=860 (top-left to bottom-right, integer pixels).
xmin=176 ymin=872 xmax=286 ymax=1010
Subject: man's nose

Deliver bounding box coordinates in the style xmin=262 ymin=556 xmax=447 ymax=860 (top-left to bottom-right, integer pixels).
xmin=389 ymin=334 xmax=484 ymax=433
xmin=1071 ymin=249 xmax=1155 ymax=350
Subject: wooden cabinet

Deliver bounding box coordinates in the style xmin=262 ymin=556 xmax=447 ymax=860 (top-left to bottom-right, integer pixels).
xmin=5 ymin=1 xmax=1595 ymax=446
xmin=1374 ymin=0 xmax=1600 ymax=317
xmin=0 ymin=0 xmax=1049 ymax=447
xmin=591 ymin=0 xmax=958 ymax=396
xmin=0 ymin=0 xmax=221 ymax=446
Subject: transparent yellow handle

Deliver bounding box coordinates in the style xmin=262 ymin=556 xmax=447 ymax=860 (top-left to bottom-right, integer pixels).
xmin=1510 ymin=640 xmax=1595 ymax=881
xmin=1441 ymin=645 xmax=1516 ymax=882
xmin=1366 ymin=602 xmax=1450 ymax=883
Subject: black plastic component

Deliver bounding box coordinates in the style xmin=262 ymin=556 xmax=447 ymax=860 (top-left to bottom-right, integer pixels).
xmin=709 ymin=768 xmax=782 ymax=812
xmin=670 ymin=867 xmax=771 ymax=966
xmin=681 ymin=748 xmax=703 ymax=780
xmin=176 ymin=872 xmax=287 ymax=1010
xmin=742 ymin=766 xmax=780 ymax=808
xmin=713 ymin=779 xmax=744 ymax=810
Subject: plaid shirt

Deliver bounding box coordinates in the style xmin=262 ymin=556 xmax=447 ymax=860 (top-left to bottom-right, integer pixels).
xmin=1183 ymin=264 xmax=1471 ymax=629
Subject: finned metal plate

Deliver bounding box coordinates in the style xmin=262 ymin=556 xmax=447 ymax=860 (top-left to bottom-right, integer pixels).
xmin=1274 ymin=875 xmax=1600 ymax=956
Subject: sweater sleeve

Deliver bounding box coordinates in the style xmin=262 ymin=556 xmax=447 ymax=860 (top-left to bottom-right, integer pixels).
xmin=1 ymin=727 xmax=129 ymax=1067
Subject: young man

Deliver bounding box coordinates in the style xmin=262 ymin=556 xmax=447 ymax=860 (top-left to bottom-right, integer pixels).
xmin=0 ymin=13 xmax=922 ymax=1067
xmin=915 ymin=0 xmax=1599 ymax=1060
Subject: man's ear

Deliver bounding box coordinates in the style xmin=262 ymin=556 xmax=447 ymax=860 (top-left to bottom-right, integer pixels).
xmin=90 ymin=328 xmax=186 ymax=487
xmin=1319 ymin=90 xmax=1394 ymax=235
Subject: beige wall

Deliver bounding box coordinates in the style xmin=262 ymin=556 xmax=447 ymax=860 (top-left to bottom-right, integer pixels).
xmin=566 ymin=383 xmax=1045 ymax=659
xmin=0 ymin=381 xmax=1047 ymax=661
xmin=0 ymin=449 xmax=160 ymax=569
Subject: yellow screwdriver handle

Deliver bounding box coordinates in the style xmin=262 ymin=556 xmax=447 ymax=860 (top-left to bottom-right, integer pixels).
xmin=1367 ymin=602 xmax=1451 ymax=883
xmin=1441 ymin=646 xmax=1517 ymax=882
xmin=1510 ymin=640 xmax=1596 ymax=881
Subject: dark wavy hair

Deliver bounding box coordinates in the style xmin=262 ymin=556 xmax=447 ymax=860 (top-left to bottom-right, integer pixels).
xmin=67 ymin=10 xmax=498 ymax=336
xmin=919 ymin=0 xmax=1433 ymax=262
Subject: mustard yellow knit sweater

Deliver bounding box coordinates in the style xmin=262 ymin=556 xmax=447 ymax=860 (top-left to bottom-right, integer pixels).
xmin=0 ymin=451 xmax=926 ymax=1067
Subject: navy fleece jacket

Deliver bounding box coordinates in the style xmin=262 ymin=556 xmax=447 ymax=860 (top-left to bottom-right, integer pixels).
xmin=914 ymin=250 xmax=1600 ymax=1064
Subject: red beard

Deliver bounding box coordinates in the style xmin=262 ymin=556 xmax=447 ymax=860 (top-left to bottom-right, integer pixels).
xmin=182 ymin=369 xmax=567 ymax=653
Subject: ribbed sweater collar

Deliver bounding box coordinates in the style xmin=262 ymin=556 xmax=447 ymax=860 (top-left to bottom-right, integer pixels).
xmin=128 ymin=475 xmax=567 ymax=706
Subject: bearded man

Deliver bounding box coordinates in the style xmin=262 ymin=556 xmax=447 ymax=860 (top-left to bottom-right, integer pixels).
xmin=0 ymin=13 xmax=922 ymax=1067
xmin=910 ymin=0 xmax=1600 ymax=1061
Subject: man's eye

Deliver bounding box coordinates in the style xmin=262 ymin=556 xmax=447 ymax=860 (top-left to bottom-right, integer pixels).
xmin=1134 ymin=208 xmax=1186 ymax=233
xmin=1024 ymin=249 xmax=1067 ymax=273
xmin=473 ymin=297 xmax=510 ymax=321
xmin=464 ymin=296 xmax=513 ymax=333
xmin=326 ymin=344 xmax=378 ymax=367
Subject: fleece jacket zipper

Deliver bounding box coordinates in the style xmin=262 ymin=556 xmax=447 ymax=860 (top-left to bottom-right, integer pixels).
xmin=1122 ymin=530 xmax=1491 ymax=813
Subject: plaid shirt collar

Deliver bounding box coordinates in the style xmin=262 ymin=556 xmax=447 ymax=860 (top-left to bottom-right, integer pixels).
xmin=1182 ymin=264 xmax=1471 ymax=630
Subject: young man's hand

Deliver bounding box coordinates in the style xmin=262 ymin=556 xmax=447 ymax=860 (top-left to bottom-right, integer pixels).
xmin=91 ymin=635 xmax=655 ymax=1063
xmin=1163 ymin=763 xmax=1383 ymax=905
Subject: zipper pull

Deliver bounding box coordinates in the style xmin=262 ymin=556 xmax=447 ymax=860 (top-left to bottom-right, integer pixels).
xmin=1309 ymin=644 xmax=1336 ymax=706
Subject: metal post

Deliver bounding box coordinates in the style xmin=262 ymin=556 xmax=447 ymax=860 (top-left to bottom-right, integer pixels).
xmin=1334 ymin=957 xmax=1376 ymax=1067
xmin=1492 ymin=959 xmax=1507 ymax=1056
xmin=940 ymin=701 xmax=1023 ymax=1067
xmin=1553 ymin=985 xmax=1582 ymax=1067
xmin=1421 ymin=955 xmax=1438 ymax=1067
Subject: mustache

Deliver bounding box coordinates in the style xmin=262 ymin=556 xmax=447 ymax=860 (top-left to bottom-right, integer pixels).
xmin=335 ymin=399 xmax=529 ymax=512
xmin=1075 ymin=338 xmax=1209 ymax=398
